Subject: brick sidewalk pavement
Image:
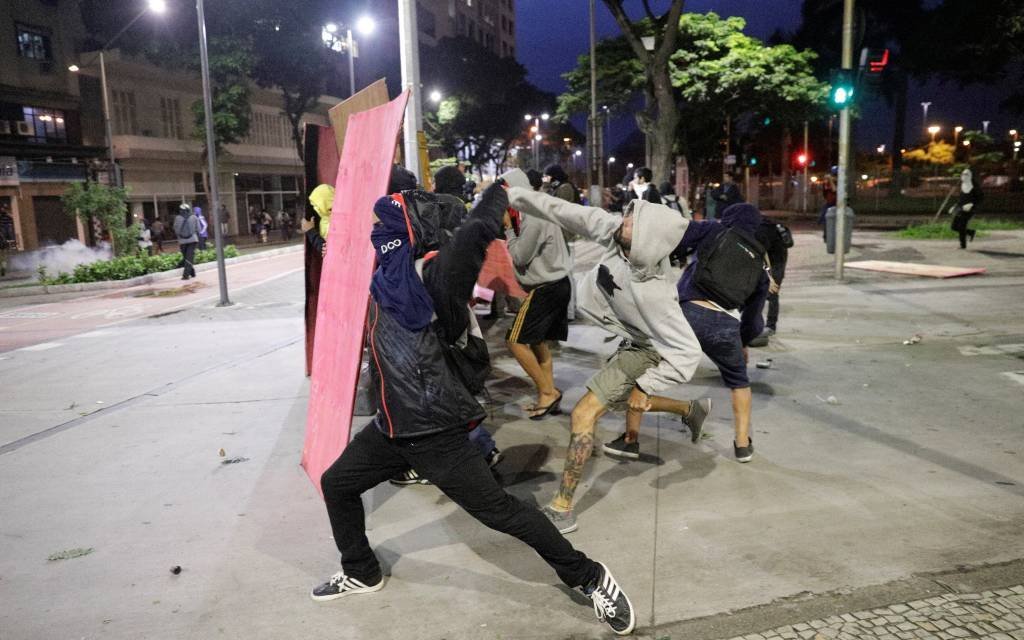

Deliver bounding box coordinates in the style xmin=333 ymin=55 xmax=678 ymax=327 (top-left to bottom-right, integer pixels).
xmin=728 ymin=585 xmax=1024 ymax=640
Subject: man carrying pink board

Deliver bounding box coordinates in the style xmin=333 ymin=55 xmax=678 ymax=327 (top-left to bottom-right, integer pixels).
xmin=310 ymin=183 xmax=636 ymax=636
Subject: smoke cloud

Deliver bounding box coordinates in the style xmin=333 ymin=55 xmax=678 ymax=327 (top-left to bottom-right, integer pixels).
xmin=9 ymin=240 xmax=112 ymax=280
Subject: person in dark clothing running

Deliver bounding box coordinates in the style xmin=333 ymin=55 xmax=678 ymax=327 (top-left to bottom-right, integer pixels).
xmin=0 ymin=202 xmax=16 ymax=276
xmin=951 ymin=167 xmax=982 ymax=249
xmin=312 ymin=183 xmax=636 ymax=636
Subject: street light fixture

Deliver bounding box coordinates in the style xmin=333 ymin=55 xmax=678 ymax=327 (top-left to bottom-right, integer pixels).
xmin=428 ymin=89 xmax=442 ymax=103
xmin=147 ymin=0 xmax=167 ymax=13
xmin=928 ymin=125 xmax=941 ymax=143
xmin=954 ymin=125 xmax=964 ymax=147
xmin=322 ymin=16 xmax=376 ymax=97
xmin=524 ymin=113 xmax=549 ymax=169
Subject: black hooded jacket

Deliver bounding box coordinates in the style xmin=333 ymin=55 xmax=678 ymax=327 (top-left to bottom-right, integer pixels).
xmin=367 ymin=184 xmax=507 ymax=438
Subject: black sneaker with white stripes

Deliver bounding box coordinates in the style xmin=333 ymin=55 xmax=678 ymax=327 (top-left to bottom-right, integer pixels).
xmin=579 ymin=561 xmax=635 ymax=635
xmin=310 ymin=571 xmax=384 ymax=602
xmin=389 ymin=468 xmax=430 ymax=486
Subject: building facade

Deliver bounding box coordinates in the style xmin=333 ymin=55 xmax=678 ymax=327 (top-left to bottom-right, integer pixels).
xmin=417 ymin=0 xmax=516 ymax=58
xmin=0 ymin=0 xmax=104 ymax=251
xmin=75 ymin=51 xmax=334 ymax=239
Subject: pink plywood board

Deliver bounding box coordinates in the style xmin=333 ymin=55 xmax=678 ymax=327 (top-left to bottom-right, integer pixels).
xmin=845 ymin=260 xmax=986 ymax=279
xmin=478 ymin=240 xmax=528 ymax=298
xmin=301 ymin=91 xmax=410 ymax=494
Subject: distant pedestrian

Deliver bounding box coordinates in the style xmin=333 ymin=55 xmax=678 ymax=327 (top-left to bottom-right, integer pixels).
xmin=624 ymin=167 xmax=662 ymax=205
xmin=195 ymin=206 xmax=209 ymax=250
xmin=0 ymin=202 xmax=16 ymax=276
xmin=219 ymin=204 xmax=229 ymax=237
xmin=137 ymin=219 xmax=153 ymax=256
xmin=750 ymin=218 xmax=793 ymax=345
xmin=261 ymin=209 xmax=272 ymax=243
xmin=173 ymin=203 xmax=199 ymax=280
xmin=659 ymin=182 xmax=692 ymax=219
xmin=150 ymin=218 xmax=165 ymax=254
xmin=818 ymin=175 xmax=837 ymax=241
xmin=711 ymin=173 xmax=743 ymax=213
xmin=951 ymin=167 xmax=983 ymax=250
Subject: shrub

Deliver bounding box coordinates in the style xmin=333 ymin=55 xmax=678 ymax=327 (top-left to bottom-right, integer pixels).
xmin=40 ymin=245 xmax=239 ymax=285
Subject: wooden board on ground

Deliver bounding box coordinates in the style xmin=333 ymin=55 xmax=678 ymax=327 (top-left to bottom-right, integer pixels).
xmin=845 ymin=260 xmax=986 ymax=279
xmin=327 ymin=79 xmax=389 ymax=155
xmin=301 ymin=91 xmax=410 ymax=495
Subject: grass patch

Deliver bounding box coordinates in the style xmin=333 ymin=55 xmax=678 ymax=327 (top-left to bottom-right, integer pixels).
xmin=895 ymin=219 xmax=1024 ymax=240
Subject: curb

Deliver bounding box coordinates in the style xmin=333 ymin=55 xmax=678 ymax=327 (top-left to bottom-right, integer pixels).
xmin=0 ymin=244 xmax=303 ymax=299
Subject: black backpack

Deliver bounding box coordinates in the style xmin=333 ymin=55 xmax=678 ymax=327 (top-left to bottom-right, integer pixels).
xmin=694 ymin=227 xmax=768 ymax=309
xmin=776 ymin=222 xmax=794 ymax=248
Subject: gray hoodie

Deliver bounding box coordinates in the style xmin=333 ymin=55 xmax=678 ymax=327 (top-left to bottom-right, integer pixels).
xmin=505 ymin=213 xmax=571 ymax=289
xmin=507 ymin=186 xmax=702 ymax=394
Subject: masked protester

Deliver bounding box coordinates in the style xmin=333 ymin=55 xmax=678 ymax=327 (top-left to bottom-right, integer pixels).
xmin=312 ymin=183 xmax=637 ymax=637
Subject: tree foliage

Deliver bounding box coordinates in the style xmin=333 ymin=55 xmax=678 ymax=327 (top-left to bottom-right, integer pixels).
xmin=61 ymin=182 xmax=136 ymax=257
xmin=190 ymin=37 xmax=253 ymax=159
xmin=558 ymin=12 xmax=826 ymax=174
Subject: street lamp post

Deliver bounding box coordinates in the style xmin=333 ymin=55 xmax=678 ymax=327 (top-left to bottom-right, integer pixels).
xmin=68 ymin=0 xmax=166 ymax=187
xmin=196 ymin=0 xmax=230 ymax=306
xmin=928 ymin=125 xmax=941 ymax=144
xmin=524 ymin=113 xmax=548 ymax=170
xmin=920 ymin=102 xmax=932 ymax=138
xmin=954 ymin=125 xmax=964 ymax=147
xmin=398 ymin=0 xmax=423 ymax=181
xmin=835 ymin=0 xmax=854 ymax=280
xmin=323 ymin=17 xmax=375 ymax=97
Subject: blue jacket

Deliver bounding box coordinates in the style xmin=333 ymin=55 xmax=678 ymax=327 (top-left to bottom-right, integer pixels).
xmin=672 ymin=204 xmax=769 ymax=345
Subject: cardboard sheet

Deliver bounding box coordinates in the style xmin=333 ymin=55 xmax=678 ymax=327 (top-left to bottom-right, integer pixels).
xmin=845 ymin=260 xmax=986 ymax=279
xmin=301 ymin=91 xmax=410 ymax=494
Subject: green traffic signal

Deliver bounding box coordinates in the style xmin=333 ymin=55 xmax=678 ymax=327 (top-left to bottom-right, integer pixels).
xmin=830 ymin=70 xmax=855 ymax=108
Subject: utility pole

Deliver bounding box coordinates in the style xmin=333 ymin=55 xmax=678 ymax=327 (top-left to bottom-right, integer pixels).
xmin=588 ymin=0 xmax=603 ymax=205
xmin=802 ymin=120 xmax=810 ymax=213
xmin=197 ymin=0 xmax=230 ymax=306
xmin=835 ymin=0 xmax=854 ymax=280
xmin=397 ymin=0 xmax=422 ymax=181
xmin=346 ymin=28 xmax=356 ymax=97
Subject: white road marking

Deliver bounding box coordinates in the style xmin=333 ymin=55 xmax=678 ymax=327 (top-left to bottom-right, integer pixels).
xmin=71 ymin=329 xmax=117 ymax=339
xmin=959 ymin=343 xmax=1024 ymax=356
xmin=1001 ymin=371 xmax=1024 ymax=387
xmin=0 ymin=311 xmax=60 ymax=319
xmin=19 ymin=342 xmax=62 ymax=352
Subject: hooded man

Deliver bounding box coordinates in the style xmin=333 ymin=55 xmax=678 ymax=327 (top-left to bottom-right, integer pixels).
xmin=312 ymin=183 xmax=637 ymax=636
xmin=608 ymin=203 xmax=770 ymax=464
xmin=172 ymin=202 xmax=198 ymax=280
xmin=506 ymin=172 xmax=706 ymax=535
xmin=194 ymin=206 xmax=209 ymax=250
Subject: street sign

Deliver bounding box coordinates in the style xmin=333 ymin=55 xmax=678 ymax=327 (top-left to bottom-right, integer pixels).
xmin=724 ymin=154 xmax=737 ymax=166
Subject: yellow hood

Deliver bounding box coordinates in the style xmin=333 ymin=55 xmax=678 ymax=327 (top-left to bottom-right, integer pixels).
xmin=309 ymin=184 xmax=335 ymax=239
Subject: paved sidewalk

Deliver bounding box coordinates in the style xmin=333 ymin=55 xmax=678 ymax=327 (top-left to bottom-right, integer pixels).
xmin=728 ymin=585 xmax=1024 ymax=640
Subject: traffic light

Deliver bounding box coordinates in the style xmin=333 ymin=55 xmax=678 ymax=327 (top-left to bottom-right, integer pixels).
xmin=796 ymin=153 xmax=808 ymax=167
xmin=830 ymin=70 xmax=854 ymax=108
xmin=749 ymin=156 xmax=758 ymax=167
xmin=860 ymin=48 xmax=890 ymax=87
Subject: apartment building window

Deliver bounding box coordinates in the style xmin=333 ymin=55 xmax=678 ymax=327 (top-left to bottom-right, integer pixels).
xmin=159 ymin=96 xmax=184 ymax=139
xmin=21 ymin=106 xmax=66 ymax=143
xmin=16 ymin=24 xmax=52 ymax=61
xmin=112 ymin=90 xmax=138 ymax=135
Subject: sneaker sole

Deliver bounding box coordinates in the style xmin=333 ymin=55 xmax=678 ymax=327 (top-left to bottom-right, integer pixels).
xmin=310 ymin=578 xmax=385 ymax=602
xmin=686 ymin=398 xmax=712 ymax=444
xmin=735 ymin=454 xmax=753 ymax=463
xmin=602 ymin=444 xmax=640 ymax=460
xmin=389 ymin=479 xmax=431 ymax=486
xmin=596 ymin=561 xmax=636 ymax=635
xmin=558 ymin=521 xmax=578 ymax=535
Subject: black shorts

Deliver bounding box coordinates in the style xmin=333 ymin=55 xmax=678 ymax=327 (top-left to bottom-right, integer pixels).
xmin=506 ymin=276 xmax=571 ymax=345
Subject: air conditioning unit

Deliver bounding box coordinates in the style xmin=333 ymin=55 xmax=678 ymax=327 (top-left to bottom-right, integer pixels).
xmin=0 ymin=121 xmax=10 ymax=135
xmin=15 ymin=121 xmax=33 ymax=136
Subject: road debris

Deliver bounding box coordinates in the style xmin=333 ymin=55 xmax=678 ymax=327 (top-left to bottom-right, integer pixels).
xmin=817 ymin=395 xmax=841 ymax=405
xmin=221 ymin=456 xmax=249 ymax=465
xmin=170 ymin=565 xmax=182 ymax=575
xmin=756 ymin=358 xmax=773 ymax=369
xmin=218 ymin=448 xmax=226 ymax=457
xmin=47 ymin=547 xmax=94 ymax=561
xmin=903 ymin=334 xmax=922 ymax=345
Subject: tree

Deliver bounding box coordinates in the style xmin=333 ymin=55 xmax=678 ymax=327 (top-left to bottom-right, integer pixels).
xmin=558 ymin=12 xmax=826 ymax=190
xmin=602 ymin=0 xmax=686 ymax=184
xmin=62 ymin=182 xmax=136 ymax=257
xmin=190 ymin=36 xmax=253 ymax=160
xmin=422 ymin=37 xmax=553 ymax=174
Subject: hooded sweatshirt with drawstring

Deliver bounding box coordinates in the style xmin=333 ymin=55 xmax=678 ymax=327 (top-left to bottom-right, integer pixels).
xmin=507 ymin=186 xmax=702 ymax=395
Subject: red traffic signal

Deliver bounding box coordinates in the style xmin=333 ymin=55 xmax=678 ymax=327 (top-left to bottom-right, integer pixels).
xmin=868 ymin=49 xmax=890 ymax=74
xmin=796 ymin=153 xmax=808 ymax=166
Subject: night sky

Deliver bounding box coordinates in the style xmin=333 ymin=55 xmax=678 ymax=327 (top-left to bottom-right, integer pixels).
xmin=515 ymin=0 xmax=1016 ymax=157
